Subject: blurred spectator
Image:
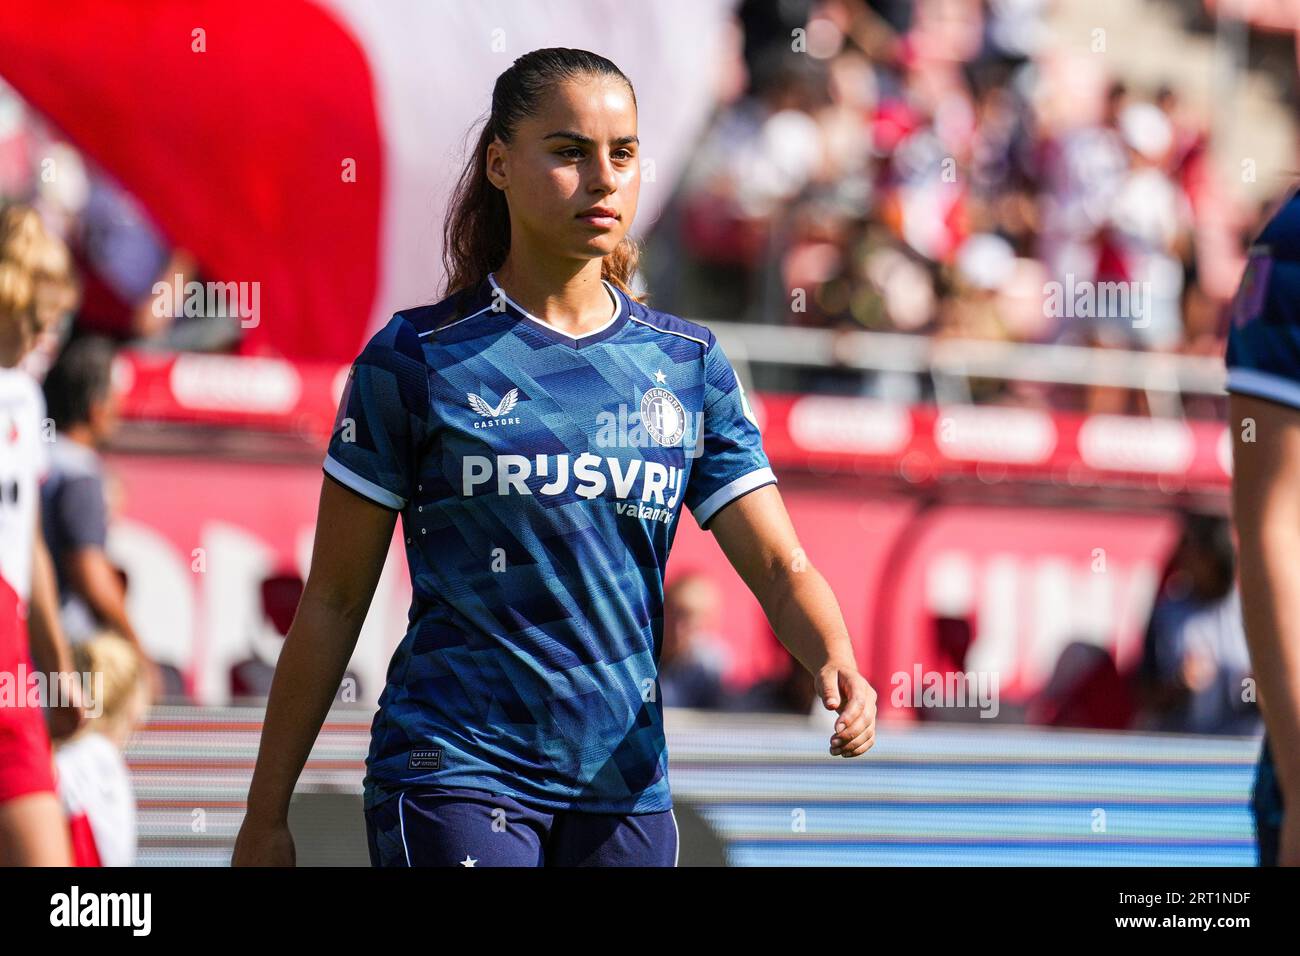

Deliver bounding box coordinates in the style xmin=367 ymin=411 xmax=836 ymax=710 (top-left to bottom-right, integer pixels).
xmin=73 ymin=171 xmax=176 ymax=341
xmin=1029 ymin=641 xmax=1136 ymax=730
xmin=916 ymin=615 xmax=1028 ymax=722
xmin=1137 ymin=515 xmax=1259 ymax=735
xmin=726 ymin=654 xmax=819 ymax=715
xmin=1101 ymin=101 xmax=1190 ymax=350
xmin=55 ymin=630 xmax=147 ymax=867
xmin=40 ymin=337 xmax=137 ymax=647
xmin=73 ymin=172 xmax=241 ymax=351
xmin=230 ymin=571 xmax=362 ymax=703
xmin=659 ymin=572 xmax=729 ymax=709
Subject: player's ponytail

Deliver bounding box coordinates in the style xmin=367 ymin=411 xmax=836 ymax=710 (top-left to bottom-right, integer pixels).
xmin=441 ymin=47 xmax=644 ymax=304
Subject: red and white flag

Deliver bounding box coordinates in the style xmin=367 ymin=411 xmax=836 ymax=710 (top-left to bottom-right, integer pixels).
xmin=0 ymin=0 xmax=736 ymax=361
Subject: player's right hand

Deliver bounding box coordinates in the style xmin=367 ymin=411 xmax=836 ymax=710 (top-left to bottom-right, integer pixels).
xmin=231 ymin=819 xmax=296 ymax=867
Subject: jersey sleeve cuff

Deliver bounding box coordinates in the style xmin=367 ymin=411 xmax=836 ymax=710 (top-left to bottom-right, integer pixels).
xmin=692 ymin=466 xmax=777 ymax=529
xmin=323 ymin=453 xmax=407 ymax=511
xmin=1226 ymin=367 xmax=1300 ymax=412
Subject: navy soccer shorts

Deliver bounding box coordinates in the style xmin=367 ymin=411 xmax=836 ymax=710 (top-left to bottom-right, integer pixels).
xmin=364 ymin=785 xmax=679 ymax=867
xmin=1253 ymin=734 xmax=1283 ymax=867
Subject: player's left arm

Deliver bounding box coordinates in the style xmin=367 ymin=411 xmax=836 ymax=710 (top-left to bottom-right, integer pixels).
xmin=708 ymin=485 xmax=877 ymax=757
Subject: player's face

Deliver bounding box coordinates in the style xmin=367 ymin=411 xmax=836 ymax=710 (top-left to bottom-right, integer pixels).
xmin=492 ymin=76 xmax=639 ymax=261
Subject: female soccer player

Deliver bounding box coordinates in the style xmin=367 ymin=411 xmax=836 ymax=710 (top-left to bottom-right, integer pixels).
xmin=0 ymin=203 xmax=82 ymax=865
xmin=233 ymin=48 xmax=876 ymax=867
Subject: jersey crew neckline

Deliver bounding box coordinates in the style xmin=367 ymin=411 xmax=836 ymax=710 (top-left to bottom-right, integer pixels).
xmin=485 ymin=272 xmax=629 ymax=349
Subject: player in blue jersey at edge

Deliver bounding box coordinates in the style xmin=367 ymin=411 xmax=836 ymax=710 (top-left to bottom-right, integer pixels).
xmin=1225 ymin=184 xmax=1300 ymax=867
xmin=232 ymin=48 xmax=876 ymax=867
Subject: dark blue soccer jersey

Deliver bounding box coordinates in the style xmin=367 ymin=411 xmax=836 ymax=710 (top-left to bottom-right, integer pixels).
xmin=324 ymin=273 xmax=777 ymax=813
xmin=1225 ymin=186 xmax=1300 ymax=406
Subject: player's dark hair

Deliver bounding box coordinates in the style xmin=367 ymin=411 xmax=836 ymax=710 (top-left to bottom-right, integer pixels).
xmin=441 ymin=47 xmax=644 ymax=308
xmin=44 ymin=334 xmax=115 ymax=429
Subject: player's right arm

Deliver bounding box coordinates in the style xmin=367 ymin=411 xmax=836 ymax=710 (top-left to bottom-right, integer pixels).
xmin=234 ymin=317 xmax=425 ymax=866
xmin=1230 ymin=393 xmax=1300 ymax=865
xmin=231 ymin=476 xmax=397 ymax=866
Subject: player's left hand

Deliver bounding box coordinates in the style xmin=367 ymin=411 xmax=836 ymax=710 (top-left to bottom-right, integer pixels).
xmin=816 ymin=663 xmax=876 ymax=757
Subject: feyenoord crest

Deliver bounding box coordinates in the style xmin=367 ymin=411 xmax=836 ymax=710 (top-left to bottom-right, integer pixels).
xmin=640 ymin=386 xmax=686 ymax=447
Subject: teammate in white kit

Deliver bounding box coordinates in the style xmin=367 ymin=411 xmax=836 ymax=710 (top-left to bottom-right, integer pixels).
xmin=0 ymin=204 xmax=82 ymax=865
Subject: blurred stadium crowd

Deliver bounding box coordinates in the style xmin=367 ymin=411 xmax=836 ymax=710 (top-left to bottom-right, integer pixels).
xmin=653 ymin=0 xmax=1270 ymax=413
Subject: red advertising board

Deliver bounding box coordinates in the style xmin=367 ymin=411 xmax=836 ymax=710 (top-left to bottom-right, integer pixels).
xmin=100 ymin=353 xmax=1209 ymax=715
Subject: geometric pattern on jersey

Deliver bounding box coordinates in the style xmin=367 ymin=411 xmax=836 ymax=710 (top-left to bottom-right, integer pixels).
xmin=324 ymin=272 xmax=776 ymax=813
xmin=1225 ymin=185 xmax=1300 ymax=410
